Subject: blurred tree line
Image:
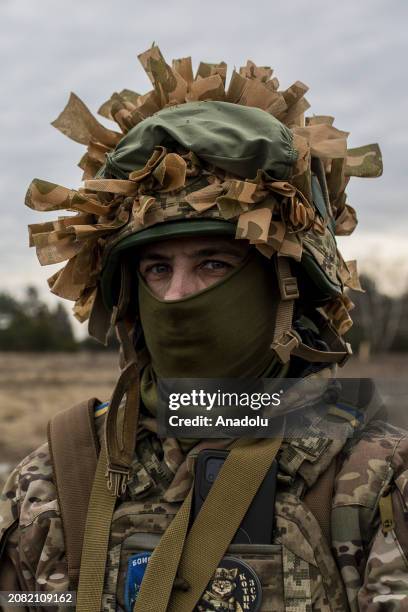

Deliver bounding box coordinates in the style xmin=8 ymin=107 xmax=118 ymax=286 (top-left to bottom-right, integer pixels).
xmin=0 ymin=279 xmax=407 ymax=353
xmin=0 ymin=287 xmax=117 ymax=351
xmin=345 ymin=274 xmax=408 ymax=354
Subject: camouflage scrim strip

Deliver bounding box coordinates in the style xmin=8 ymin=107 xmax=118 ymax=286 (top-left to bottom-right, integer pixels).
xmin=138 ymin=46 xmax=188 ymax=106
xmin=52 ymin=92 xmax=121 ymax=147
xmin=98 ymin=89 xmax=141 ymax=120
xmin=25 ymin=44 xmax=383 ymax=325
xmin=345 ymin=144 xmax=383 ymax=178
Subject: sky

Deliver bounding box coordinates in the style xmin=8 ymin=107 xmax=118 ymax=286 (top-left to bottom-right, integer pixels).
xmin=1 ymin=0 xmax=407 ymax=337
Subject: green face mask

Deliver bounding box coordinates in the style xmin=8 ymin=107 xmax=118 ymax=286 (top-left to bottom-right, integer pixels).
xmin=138 ymin=252 xmax=281 ymax=379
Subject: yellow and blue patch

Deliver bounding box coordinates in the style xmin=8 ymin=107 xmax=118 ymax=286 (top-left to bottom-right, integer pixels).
xmin=94 ymin=401 xmax=109 ymax=418
xmin=328 ymin=402 xmax=364 ymax=429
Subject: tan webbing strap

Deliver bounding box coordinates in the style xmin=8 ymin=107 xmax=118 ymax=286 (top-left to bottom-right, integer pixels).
xmin=47 ymin=398 xmax=100 ymax=588
xmin=271 ymin=256 xmax=299 ymax=363
xmin=76 ymin=444 xmax=116 ymax=612
xmin=292 ymin=341 xmax=350 ymax=364
xmin=313 ymin=312 xmax=352 ymax=366
xmin=303 ymin=456 xmax=337 ymax=545
xmin=271 ymin=256 xmax=351 ymax=366
xmin=134 ymin=489 xmax=194 ymax=612
xmin=116 ymin=260 xmax=132 ymax=321
xmin=76 ymin=317 xmax=141 ymax=611
xmin=134 ymin=436 xmax=282 ymax=612
xmin=104 ymin=360 xmax=140 ymax=494
xmin=88 ymin=286 xmax=112 ymax=345
xmin=105 ymin=320 xmax=140 ymax=496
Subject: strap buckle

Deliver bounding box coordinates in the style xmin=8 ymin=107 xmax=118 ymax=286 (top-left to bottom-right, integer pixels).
xmin=106 ymin=465 xmax=131 ymax=497
xmin=338 ymin=342 xmax=353 ymax=367
xmin=271 ymin=330 xmax=301 ymax=364
xmin=275 ymin=256 xmax=299 ymax=301
xmin=279 ymin=275 xmax=299 ymax=301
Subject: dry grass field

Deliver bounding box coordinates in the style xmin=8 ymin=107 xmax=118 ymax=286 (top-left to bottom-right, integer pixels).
xmin=0 ymin=352 xmax=119 ymax=487
xmin=0 ymin=351 xmax=407 ymax=488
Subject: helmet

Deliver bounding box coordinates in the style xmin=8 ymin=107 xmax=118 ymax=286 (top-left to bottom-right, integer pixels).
xmin=25 ymin=45 xmax=382 ymax=354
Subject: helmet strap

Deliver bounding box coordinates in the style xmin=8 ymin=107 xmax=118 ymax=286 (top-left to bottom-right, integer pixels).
xmin=112 ymin=259 xmax=132 ymax=324
xmin=104 ymin=260 xmax=140 ymax=498
xmin=270 ymin=256 xmax=300 ymax=363
xmin=88 ymin=259 xmax=132 ymax=346
xmin=271 ymin=256 xmax=352 ymax=366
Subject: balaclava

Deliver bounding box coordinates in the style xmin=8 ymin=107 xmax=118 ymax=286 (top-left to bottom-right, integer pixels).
xmin=138 ymin=250 xmax=283 ymax=379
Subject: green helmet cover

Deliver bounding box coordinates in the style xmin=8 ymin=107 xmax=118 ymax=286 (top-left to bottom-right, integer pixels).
xmin=101 ymin=101 xmax=297 ymax=181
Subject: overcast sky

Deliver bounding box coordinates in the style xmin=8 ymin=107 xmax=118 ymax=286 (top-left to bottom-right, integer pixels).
xmin=1 ymin=0 xmax=407 ymax=336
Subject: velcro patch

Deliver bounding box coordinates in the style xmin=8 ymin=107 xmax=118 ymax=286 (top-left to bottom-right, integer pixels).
xmin=198 ymin=556 xmax=262 ymax=611
xmin=124 ymin=551 xmax=151 ymax=612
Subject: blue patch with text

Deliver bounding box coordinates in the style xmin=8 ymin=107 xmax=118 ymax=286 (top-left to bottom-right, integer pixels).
xmin=124 ymin=551 xmax=151 ymax=612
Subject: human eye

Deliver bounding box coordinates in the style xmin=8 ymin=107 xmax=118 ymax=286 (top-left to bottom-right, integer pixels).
xmin=200 ymin=259 xmax=233 ymax=272
xmin=141 ymin=262 xmax=171 ymax=278
xmin=148 ymin=263 xmax=170 ymax=275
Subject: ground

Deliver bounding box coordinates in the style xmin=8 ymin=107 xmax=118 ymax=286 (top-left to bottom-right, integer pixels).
xmin=0 ymin=352 xmax=118 ymax=487
xmin=0 ymin=352 xmax=407 ymax=488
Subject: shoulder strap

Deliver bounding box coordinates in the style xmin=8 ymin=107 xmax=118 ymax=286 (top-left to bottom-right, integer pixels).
xmin=303 ymin=455 xmax=339 ymax=545
xmin=47 ymin=398 xmax=100 ymax=589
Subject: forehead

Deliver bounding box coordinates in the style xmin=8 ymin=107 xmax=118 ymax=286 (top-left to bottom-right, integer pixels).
xmin=137 ymin=235 xmax=249 ymax=258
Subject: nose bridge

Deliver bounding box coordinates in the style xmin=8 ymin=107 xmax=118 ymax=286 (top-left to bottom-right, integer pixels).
xmin=164 ymin=258 xmax=196 ymax=300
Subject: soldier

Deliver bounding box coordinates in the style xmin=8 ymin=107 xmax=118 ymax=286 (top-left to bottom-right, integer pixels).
xmin=1 ymin=46 xmax=408 ymax=611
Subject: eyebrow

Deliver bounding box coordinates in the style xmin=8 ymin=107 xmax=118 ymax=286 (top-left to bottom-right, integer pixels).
xmin=138 ymin=245 xmax=247 ymax=262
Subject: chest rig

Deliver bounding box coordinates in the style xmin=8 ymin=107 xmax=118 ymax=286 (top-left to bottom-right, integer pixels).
xmin=49 ymin=388 xmax=377 ymax=612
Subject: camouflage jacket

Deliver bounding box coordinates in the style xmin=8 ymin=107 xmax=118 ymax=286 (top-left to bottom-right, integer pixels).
xmin=1 ymin=385 xmax=408 ymax=611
